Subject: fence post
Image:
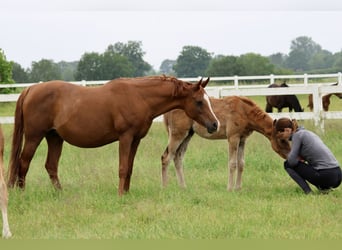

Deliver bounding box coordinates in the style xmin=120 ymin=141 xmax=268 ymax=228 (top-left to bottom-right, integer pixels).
xmin=304 ymin=73 xmax=308 ymax=86
xmin=338 ymin=72 xmax=342 ymax=85
xmin=234 ymin=75 xmax=239 ymax=89
xmin=312 ymin=85 xmax=324 ymax=132
xmin=270 ymin=74 xmax=274 ymax=84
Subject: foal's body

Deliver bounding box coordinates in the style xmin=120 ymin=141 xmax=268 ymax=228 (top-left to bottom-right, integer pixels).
xmin=162 ymin=96 xmax=290 ymax=190
xmin=8 ymin=76 xmax=218 ymax=196
xmin=0 ymin=126 xmax=11 ymax=238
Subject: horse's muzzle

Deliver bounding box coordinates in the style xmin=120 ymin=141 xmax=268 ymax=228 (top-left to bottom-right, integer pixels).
xmin=207 ymin=121 xmax=218 ymax=134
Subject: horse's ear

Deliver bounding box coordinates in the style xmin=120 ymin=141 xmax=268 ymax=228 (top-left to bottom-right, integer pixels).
xmin=201 ymin=77 xmax=210 ymax=88
xmin=195 ymin=78 xmax=203 ymax=90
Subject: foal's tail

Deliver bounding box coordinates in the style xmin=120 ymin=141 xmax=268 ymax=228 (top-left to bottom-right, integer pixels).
xmin=7 ymin=88 xmax=29 ymax=188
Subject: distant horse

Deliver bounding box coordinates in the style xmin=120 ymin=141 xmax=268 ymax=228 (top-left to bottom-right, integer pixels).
xmin=307 ymin=83 xmax=342 ymax=111
xmin=265 ymin=82 xmax=304 ymax=112
xmin=0 ymin=126 xmax=11 ymax=238
xmin=7 ymin=76 xmax=219 ymax=196
xmin=161 ymin=96 xmax=291 ymax=191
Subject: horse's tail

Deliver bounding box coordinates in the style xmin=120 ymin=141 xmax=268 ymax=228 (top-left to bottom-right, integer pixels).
xmin=292 ymin=95 xmax=304 ymax=112
xmin=7 ymin=88 xmax=29 ymax=188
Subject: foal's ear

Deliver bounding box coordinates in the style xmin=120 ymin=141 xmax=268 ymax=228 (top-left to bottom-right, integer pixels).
xmin=273 ymin=119 xmax=278 ymax=126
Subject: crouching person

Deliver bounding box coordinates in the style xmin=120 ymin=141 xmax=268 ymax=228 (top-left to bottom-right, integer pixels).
xmin=274 ymin=118 xmax=341 ymax=194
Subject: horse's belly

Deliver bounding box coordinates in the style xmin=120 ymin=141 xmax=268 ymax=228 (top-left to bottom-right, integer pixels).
xmin=57 ymin=127 xmax=118 ymax=148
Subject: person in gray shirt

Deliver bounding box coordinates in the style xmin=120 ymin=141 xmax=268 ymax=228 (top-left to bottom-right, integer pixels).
xmin=274 ymin=117 xmax=341 ymax=194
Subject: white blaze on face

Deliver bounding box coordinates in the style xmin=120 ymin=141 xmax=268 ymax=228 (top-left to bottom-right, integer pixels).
xmin=203 ymin=92 xmax=220 ymax=129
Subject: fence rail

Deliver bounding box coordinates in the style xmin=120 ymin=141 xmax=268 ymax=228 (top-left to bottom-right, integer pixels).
xmin=1 ymin=73 xmax=342 ymax=131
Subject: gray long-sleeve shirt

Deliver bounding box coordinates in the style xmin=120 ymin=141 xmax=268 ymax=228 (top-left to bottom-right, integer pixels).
xmin=287 ymin=127 xmax=339 ymax=170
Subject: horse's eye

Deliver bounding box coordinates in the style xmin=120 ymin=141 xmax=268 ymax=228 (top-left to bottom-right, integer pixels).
xmin=196 ymin=100 xmax=203 ymax=107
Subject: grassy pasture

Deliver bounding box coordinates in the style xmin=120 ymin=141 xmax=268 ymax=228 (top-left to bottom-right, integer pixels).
xmin=1 ymin=116 xmax=341 ymax=239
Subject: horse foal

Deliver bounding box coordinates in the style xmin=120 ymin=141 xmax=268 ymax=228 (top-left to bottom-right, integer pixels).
xmin=0 ymin=126 xmax=11 ymax=238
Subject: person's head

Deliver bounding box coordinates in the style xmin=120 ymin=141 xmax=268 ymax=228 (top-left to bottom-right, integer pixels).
xmin=273 ymin=118 xmax=298 ymax=140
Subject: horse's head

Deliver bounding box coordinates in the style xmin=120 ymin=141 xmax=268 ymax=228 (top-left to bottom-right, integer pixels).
xmin=183 ymin=78 xmax=219 ymax=134
xmin=269 ymin=118 xmax=293 ymax=159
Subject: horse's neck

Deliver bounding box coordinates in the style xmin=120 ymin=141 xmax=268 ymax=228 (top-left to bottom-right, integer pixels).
xmin=249 ymin=115 xmax=273 ymax=140
xmin=138 ymin=81 xmax=185 ymax=118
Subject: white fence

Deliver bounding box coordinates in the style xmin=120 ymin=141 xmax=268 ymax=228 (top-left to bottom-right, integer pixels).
xmin=1 ymin=73 xmax=342 ymax=131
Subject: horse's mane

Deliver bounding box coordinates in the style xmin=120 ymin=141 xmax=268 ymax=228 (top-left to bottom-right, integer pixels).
xmin=239 ymin=96 xmax=268 ymax=121
xmin=116 ymin=75 xmax=189 ymax=97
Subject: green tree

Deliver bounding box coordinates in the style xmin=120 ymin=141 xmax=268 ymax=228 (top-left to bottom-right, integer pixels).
xmin=12 ymin=62 xmax=30 ymax=83
xmin=286 ymin=36 xmax=322 ymax=71
xmin=75 ymin=52 xmax=103 ymax=80
xmin=308 ymin=50 xmax=334 ymax=71
xmin=206 ymin=55 xmax=240 ymax=76
xmin=237 ymin=53 xmax=275 ymax=75
xmin=332 ymin=51 xmax=342 ymax=71
xmin=159 ymin=59 xmax=176 ymax=75
xmin=57 ymin=61 xmax=78 ymax=81
xmin=107 ymin=41 xmax=151 ymax=76
xmin=30 ymin=59 xmax=61 ymax=82
xmin=0 ymin=48 xmax=14 ymax=84
xmin=268 ymin=53 xmax=287 ymax=68
xmin=101 ymin=50 xmax=134 ymax=79
xmin=173 ymin=45 xmax=212 ymax=77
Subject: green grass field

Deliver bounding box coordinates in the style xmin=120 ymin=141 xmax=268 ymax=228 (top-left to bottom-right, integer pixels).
xmin=1 ymin=115 xmax=341 ymax=239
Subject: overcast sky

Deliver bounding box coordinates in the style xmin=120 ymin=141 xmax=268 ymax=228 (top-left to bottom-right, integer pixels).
xmin=1 ymin=0 xmax=342 ymax=70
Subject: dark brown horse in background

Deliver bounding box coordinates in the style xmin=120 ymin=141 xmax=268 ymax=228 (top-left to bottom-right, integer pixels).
xmin=307 ymin=83 xmax=342 ymax=111
xmin=0 ymin=126 xmax=11 ymax=238
xmin=7 ymin=76 xmax=219 ymax=196
xmin=265 ymin=82 xmax=304 ymax=113
xmin=161 ymin=96 xmax=291 ymax=191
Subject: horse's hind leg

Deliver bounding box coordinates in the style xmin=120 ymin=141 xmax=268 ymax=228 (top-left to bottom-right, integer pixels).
xmin=45 ymin=131 xmax=64 ymax=189
xmin=235 ymin=139 xmax=246 ymax=190
xmin=18 ymin=137 xmax=43 ymax=188
xmin=227 ymin=137 xmax=240 ymax=191
xmin=161 ymin=131 xmax=190 ymax=188
xmin=173 ymin=133 xmax=193 ymax=188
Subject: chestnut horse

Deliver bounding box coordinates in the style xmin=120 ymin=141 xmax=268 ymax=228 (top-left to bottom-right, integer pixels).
xmin=0 ymin=126 xmax=11 ymax=238
xmin=7 ymin=76 xmax=219 ymax=196
xmin=161 ymin=96 xmax=291 ymax=191
xmin=265 ymin=82 xmax=304 ymax=113
xmin=307 ymin=83 xmax=342 ymax=111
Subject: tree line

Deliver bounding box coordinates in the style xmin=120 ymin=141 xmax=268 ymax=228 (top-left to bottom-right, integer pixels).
xmin=1 ymin=36 xmax=342 ymax=86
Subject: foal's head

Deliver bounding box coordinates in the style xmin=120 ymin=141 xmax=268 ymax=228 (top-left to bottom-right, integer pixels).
xmin=182 ymin=78 xmax=219 ymax=134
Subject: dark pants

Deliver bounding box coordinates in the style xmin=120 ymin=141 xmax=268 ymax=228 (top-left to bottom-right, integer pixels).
xmin=284 ymin=161 xmax=342 ymax=194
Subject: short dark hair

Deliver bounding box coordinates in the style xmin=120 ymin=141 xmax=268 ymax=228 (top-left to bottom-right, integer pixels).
xmin=274 ymin=118 xmax=293 ymax=132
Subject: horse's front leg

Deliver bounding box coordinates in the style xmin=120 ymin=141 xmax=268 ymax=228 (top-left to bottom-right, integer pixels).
xmin=124 ymin=138 xmax=141 ymax=192
xmin=118 ymin=135 xmax=140 ymax=196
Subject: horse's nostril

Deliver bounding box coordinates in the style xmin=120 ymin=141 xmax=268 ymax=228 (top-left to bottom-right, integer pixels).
xmin=214 ymin=122 xmax=218 ymax=130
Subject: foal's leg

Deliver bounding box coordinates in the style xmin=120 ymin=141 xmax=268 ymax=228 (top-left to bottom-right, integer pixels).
xmin=227 ymin=137 xmax=239 ymax=191
xmin=45 ymin=131 xmax=64 ymax=189
xmin=0 ymin=162 xmax=11 ymax=238
xmin=173 ymin=133 xmax=193 ymax=188
xmin=0 ymin=179 xmax=11 ymax=238
xmin=235 ymin=139 xmax=246 ymax=190
xmin=161 ymin=131 xmax=189 ymax=187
